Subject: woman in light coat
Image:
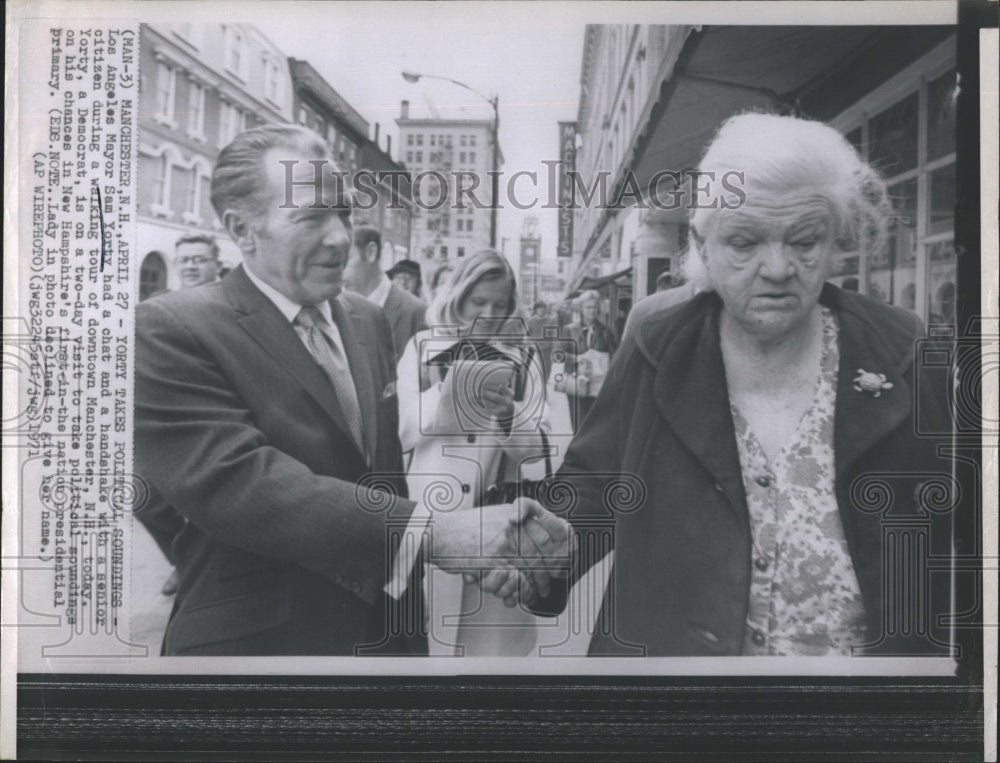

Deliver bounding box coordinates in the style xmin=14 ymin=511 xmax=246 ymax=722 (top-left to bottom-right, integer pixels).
xmin=397 ymin=250 xmax=551 ymax=656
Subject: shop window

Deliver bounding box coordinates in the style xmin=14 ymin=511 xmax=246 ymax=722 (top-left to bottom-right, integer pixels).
xmin=835 ymin=43 xmax=955 ymax=327
xmin=927 ymin=163 xmax=956 ymax=236
xmin=926 ymin=69 xmax=957 ymax=162
xmin=868 ymin=92 xmax=918 ymax=178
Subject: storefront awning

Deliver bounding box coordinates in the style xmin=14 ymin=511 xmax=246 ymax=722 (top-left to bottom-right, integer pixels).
xmin=629 ymin=25 xmax=955 ymax=198
xmin=568 ymin=267 xmax=633 ymax=299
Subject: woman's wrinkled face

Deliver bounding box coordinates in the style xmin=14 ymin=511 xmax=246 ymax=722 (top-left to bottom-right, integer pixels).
xmin=699 ymin=193 xmax=836 ymax=340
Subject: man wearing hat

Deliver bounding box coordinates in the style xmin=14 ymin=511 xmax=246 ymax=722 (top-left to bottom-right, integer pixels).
xmin=386 ymin=259 xmax=423 ymax=299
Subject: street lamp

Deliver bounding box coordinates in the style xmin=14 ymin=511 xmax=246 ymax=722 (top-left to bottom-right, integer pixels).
xmin=401 ymin=71 xmax=500 ymax=249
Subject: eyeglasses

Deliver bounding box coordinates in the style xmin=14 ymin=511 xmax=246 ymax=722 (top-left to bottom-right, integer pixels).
xmin=176 ymin=255 xmax=216 ymax=266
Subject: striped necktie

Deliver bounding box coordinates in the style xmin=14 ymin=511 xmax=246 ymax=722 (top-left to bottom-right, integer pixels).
xmin=295 ymin=305 xmax=367 ymax=459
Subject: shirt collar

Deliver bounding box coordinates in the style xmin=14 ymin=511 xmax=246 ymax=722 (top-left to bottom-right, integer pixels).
xmin=242 ymin=264 xmax=333 ymax=324
xmin=366 ymin=274 xmax=393 ymax=308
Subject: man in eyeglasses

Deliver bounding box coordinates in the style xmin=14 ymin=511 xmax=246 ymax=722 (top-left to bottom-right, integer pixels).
xmin=175 ymin=233 xmax=222 ymax=288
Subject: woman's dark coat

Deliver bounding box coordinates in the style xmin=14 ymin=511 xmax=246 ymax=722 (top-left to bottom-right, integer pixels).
xmin=535 ymin=284 xmax=957 ymax=657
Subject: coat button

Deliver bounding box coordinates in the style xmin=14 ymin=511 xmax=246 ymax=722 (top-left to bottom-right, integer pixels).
xmin=751 ymin=630 xmax=766 ymax=646
xmin=351 ymin=581 xmax=362 ymax=594
xmin=467 ymin=434 xmax=476 ymax=443
xmin=461 ymin=484 xmax=471 ymax=494
xmin=754 ymin=557 xmax=769 ymax=571
xmin=755 ymin=475 xmax=771 ymax=488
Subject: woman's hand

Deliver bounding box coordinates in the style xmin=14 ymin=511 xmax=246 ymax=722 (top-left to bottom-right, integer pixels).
xmin=480 ymin=383 xmax=515 ymax=420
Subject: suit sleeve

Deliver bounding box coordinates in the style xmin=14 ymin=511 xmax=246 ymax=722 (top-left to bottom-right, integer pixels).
xmin=134 ymin=298 xmax=415 ymax=606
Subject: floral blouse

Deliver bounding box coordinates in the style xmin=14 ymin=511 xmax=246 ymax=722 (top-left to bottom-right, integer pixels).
xmin=730 ymin=307 xmax=868 ymax=656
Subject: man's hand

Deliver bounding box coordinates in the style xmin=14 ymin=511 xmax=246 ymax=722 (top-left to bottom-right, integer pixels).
xmin=430 ymin=498 xmax=573 ymax=607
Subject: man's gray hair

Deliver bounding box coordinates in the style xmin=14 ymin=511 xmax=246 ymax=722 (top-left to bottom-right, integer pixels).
xmin=210 ymin=124 xmax=334 ymax=221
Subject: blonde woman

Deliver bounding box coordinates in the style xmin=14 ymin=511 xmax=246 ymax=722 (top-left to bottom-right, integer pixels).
xmin=397 ymin=250 xmax=552 ymax=656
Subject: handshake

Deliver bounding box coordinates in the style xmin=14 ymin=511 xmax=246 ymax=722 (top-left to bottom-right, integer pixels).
xmin=427 ymin=498 xmax=573 ymax=607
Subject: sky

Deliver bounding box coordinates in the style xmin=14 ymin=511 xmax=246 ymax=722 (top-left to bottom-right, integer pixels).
xmin=258 ymin=3 xmax=589 ymax=273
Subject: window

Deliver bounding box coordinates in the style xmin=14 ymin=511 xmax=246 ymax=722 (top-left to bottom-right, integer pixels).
xmin=430 ymin=135 xmax=436 ymax=146
xmin=469 ymin=151 xmax=476 ymax=163
xmin=265 ymin=58 xmax=283 ymax=105
xmin=457 ymin=246 xmax=465 ymax=258
xmin=139 ymin=252 xmax=167 ymax=301
xmin=224 ymin=26 xmax=248 ymax=80
xmin=416 ymin=135 xmax=423 ymax=146
xmin=406 ymin=152 xmax=413 ymax=163
xmin=154 ymin=62 xmax=177 ymax=125
xmin=186 ymin=80 xmax=205 ymax=139
xmin=459 ymin=152 xmax=466 ymax=163
xmin=466 ymin=219 xmax=473 ymax=232
xmin=456 ymin=219 xmax=464 ymax=232
xmin=150 ymin=154 xmax=168 ymax=208
xmin=219 ymin=102 xmax=241 ymax=146
xmin=461 ymin=136 xmax=467 ymax=147
xmin=407 ymin=135 xmax=414 ymax=146
xmin=833 ymin=48 xmax=956 ymax=326
xmin=469 ymin=135 xmax=477 ymax=147
xmin=416 ymin=151 xmax=423 ymax=162
xmin=440 ymin=246 xmax=448 ymax=258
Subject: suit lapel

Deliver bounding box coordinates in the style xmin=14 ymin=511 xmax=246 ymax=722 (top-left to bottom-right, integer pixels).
xmin=648 ymin=297 xmax=749 ymax=532
xmin=331 ymin=295 xmax=378 ymax=462
xmin=224 ymin=267 xmax=362 ymax=458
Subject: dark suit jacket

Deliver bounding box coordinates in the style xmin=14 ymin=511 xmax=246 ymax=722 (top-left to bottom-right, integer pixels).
xmin=382 ymin=283 xmax=427 ymax=360
xmin=135 ymin=265 xmax=419 ymax=656
xmin=536 ymin=285 xmax=957 ymax=657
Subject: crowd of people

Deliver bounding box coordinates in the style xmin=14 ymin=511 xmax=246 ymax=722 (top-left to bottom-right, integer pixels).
xmin=135 ymin=113 xmax=956 ymax=658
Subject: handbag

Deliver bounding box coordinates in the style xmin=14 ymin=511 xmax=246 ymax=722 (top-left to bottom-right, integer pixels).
xmin=481 ymin=431 xmax=553 ymax=505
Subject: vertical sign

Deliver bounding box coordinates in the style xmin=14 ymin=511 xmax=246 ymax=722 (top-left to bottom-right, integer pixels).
xmin=557 ymin=121 xmax=576 ymax=258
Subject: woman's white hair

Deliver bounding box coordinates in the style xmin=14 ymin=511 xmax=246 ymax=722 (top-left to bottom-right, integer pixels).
xmin=685 ymin=111 xmax=891 ymax=292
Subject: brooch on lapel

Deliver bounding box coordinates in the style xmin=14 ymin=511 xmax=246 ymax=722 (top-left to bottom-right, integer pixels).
xmin=853 ymin=368 xmax=893 ymax=397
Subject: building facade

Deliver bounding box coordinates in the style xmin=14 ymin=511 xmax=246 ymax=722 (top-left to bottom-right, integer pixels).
xmin=566 ymin=24 xmax=957 ymax=330
xmin=396 ymin=100 xmax=501 ymax=289
xmin=137 ymin=23 xmax=293 ymax=299
xmin=289 ymin=59 xmax=414 ymax=262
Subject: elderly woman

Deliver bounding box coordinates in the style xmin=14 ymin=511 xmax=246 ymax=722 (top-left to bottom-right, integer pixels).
xmin=562 ymin=290 xmax=618 ymax=431
xmin=398 ymin=249 xmax=551 ymax=656
xmin=532 ymin=113 xmax=955 ymax=657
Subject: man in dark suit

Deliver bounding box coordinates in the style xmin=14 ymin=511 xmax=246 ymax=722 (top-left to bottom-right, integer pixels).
xmin=344 ymin=226 xmax=426 ymax=359
xmin=134 ymin=125 xmax=568 ymax=656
